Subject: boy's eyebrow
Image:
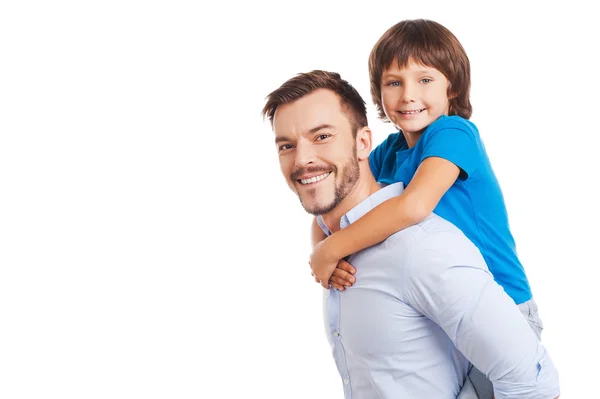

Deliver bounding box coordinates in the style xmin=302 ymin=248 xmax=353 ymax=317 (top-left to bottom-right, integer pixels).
xmin=275 ymin=124 xmax=335 ymax=144
xmin=414 ymin=68 xmax=436 ymax=74
xmin=382 ymin=67 xmax=437 ymax=78
xmin=381 ymin=71 xmax=401 ymax=79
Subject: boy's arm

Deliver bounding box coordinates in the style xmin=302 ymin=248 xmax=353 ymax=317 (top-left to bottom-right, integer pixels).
xmin=311 ymin=156 xmax=460 ymax=288
xmin=310 ymin=217 xmax=356 ymax=290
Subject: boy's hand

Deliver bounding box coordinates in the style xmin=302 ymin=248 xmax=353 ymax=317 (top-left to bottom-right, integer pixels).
xmin=310 ymin=239 xmax=355 ymax=289
xmin=310 ymin=259 xmax=356 ymax=290
xmin=310 ymin=239 xmax=338 ymax=289
xmin=329 ymin=259 xmax=356 ymax=290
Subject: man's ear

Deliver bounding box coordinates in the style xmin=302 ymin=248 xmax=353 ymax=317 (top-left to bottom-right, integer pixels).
xmin=356 ymin=126 xmax=372 ymax=161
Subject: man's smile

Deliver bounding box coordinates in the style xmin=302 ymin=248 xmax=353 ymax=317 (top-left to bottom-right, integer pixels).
xmin=298 ymin=172 xmax=331 ymax=185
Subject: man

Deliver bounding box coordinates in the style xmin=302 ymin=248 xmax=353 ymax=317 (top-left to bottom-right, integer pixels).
xmin=262 ymin=70 xmax=560 ymax=399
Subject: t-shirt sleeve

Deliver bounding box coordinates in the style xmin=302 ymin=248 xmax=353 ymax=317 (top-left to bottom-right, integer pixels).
xmin=421 ymin=124 xmax=481 ymax=180
xmin=369 ymin=136 xmax=391 ymax=181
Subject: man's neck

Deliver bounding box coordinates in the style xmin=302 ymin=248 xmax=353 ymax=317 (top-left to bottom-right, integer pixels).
xmin=320 ymin=174 xmax=380 ymax=233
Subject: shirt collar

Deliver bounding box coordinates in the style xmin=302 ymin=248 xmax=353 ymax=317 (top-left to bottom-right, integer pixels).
xmin=316 ymin=182 xmax=405 ymax=236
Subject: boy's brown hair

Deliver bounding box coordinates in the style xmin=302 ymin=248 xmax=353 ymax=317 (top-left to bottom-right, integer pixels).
xmin=262 ymin=70 xmax=368 ymax=136
xmin=369 ymin=19 xmax=472 ymax=121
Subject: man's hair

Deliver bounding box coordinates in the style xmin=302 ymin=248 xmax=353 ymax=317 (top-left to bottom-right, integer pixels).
xmin=368 ymin=19 xmax=472 ymax=121
xmin=262 ymin=70 xmax=368 ymax=136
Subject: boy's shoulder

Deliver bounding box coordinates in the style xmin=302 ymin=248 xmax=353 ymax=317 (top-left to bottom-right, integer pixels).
xmin=376 ymin=131 xmax=406 ymax=151
xmin=373 ymin=116 xmax=481 ymax=153
xmin=427 ymin=115 xmax=479 ymax=136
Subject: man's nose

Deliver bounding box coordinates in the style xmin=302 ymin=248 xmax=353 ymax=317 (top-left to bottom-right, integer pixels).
xmin=294 ymin=140 xmax=317 ymax=168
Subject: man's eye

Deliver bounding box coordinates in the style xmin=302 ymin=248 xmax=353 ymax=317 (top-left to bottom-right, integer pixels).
xmin=316 ymin=134 xmax=330 ymax=141
xmin=279 ymin=144 xmax=294 ymax=151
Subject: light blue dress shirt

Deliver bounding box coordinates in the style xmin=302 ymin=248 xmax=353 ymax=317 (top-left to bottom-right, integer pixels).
xmin=317 ymin=183 xmax=559 ymax=399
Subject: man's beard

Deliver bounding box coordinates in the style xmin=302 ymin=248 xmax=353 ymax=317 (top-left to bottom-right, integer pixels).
xmin=298 ymin=154 xmax=359 ymax=216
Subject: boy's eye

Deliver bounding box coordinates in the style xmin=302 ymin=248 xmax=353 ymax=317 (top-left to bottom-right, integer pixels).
xmin=387 ymin=81 xmax=401 ymax=87
xmin=420 ymin=78 xmax=432 ymax=84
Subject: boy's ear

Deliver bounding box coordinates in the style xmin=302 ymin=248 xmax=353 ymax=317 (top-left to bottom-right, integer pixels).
xmin=447 ymin=84 xmax=458 ymax=100
xmin=356 ymin=126 xmax=372 ymax=161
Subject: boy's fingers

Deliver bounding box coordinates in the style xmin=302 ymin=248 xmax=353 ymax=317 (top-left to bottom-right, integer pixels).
xmin=337 ymin=259 xmax=356 ymax=274
xmin=330 ymin=276 xmax=352 ymax=288
xmin=332 ymin=268 xmax=355 ymax=285
xmin=330 ymin=282 xmax=345 ymax=291
xmin=310 ymin=271 xmax=320 ymax=283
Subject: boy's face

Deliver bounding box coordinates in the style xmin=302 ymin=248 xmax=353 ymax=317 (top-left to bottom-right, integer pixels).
xmin=380 ymin=58 xmax=451 ymax=137
xmin=272 ymin=89 xmax=360 ymax=216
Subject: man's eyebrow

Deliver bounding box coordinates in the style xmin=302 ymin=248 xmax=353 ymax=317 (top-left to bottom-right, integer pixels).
xmin=274 ymin=124 xmax=334 ymax=144
xmin=308 ymin=124 xmax=334 ymax=134
xmin=275 ymin=135 xmax=291 ymax=144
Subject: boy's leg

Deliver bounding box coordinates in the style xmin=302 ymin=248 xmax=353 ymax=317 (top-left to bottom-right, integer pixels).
xmin=456 ymin=298 xmax=544 ymax=399
xmin=517 ymin=297 xmax=544 ymax=340
xmin=464 ymin=367 xmax=493 ymax=399
xmin=457 ymin=364 xmax=488 ymax=399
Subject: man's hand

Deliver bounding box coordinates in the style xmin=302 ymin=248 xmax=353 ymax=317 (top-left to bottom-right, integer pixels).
xmin=310 ymin=240 xmax=356 ymax=289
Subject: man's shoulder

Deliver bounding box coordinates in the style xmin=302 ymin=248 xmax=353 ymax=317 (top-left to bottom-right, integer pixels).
xmin=405 ymin=214 xmax=487 ymax=270
xmin=377 ymin=214 xmax=461 ymax=247
xmin=359 ymin=213 xmax=485 ymax=270
xmin=415 ymin=213 xmax=465 ymax=235
xmin=374 ymin=214 xmax=463 ymax=255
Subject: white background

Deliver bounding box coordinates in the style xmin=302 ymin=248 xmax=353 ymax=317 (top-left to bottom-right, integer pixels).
xmin=1 ymin=1 xmax=598 ymax=398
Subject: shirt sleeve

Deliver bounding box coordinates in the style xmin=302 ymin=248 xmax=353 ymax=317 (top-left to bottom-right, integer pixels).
xmin=420 ymin=121 xmax=481 ymax=180
xmin=404 ymin=229 xmax=560 ymax=399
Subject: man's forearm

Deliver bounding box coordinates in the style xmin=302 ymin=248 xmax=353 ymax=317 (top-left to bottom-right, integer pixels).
xmin=434 ymin=269 xmax=560 ymax=398
xmin=407 ymin=237 xmax=560 ymax=398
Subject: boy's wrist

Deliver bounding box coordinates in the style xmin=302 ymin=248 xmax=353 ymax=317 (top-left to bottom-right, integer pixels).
xmin=327 ymin=232 xmax=347 ymax=261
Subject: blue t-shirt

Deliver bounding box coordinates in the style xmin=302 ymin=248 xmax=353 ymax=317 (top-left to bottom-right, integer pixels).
xmin=369 ymin=115 xmax=532 ymax=304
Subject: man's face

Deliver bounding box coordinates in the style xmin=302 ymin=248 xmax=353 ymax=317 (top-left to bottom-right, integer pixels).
xmin=273 ymin=89 xmax=359 ymax=216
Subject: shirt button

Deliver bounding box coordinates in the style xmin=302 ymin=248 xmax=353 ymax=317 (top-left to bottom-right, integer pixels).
xmin=333 ymin=331 xmax=339 ymax=337
xmin=343 ymin=378 xmax=349 ymax=384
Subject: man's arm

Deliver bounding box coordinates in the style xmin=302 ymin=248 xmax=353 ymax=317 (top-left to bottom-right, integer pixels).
xmin=405 ymin=230 xmax=560 ymax=399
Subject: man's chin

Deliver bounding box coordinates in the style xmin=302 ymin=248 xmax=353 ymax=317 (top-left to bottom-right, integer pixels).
xmin=300 ymin=200 xmax=336 ymax=216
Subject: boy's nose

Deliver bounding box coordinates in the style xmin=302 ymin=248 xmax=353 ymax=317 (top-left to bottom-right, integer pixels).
xmin=400 ymin=83 xmax=417 ymax=103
